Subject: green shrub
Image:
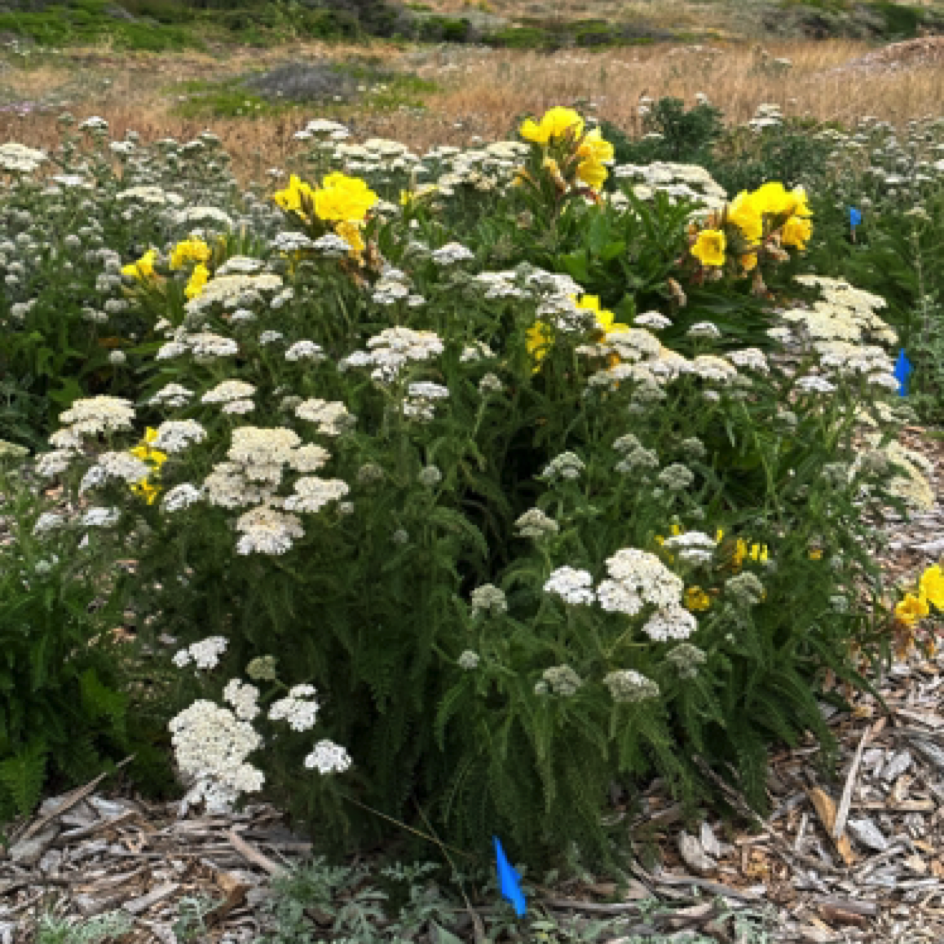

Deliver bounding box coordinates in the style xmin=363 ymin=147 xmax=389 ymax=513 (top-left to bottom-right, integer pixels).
xmin=0 ymin=468 xmax=132 ymax=818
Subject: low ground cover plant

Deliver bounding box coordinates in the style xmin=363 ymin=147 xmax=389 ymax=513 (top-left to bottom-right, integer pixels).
xmin=3 ymin=102 xmax=940 ymax=872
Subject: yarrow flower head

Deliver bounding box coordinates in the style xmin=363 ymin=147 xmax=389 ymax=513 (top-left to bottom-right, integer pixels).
xmin=544 ymin=566 xmax=596 ymax=606
xmin=470 ymin=583 xmax=508 ymax=616
xmin=173 ymin=636 xmax=228 ymax=670
xmin=304 ymin=740 xmax=352 ymax=775
xmin=603 ymin=669 xmax=660 ymax=704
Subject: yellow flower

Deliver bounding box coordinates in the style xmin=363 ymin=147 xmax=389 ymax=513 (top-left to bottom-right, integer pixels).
xmin=169 ymin=237 xmax=211 ymax=271
xmin=896 ymin=592 xmax=930 ymax=627
xmin=273 ymin=174 xmax=317 ymax=221
xmin=130 ymin=477 xmax=161 ymax=505
xmin=572 ymin=295 xmax=628 ymax=336
xmin=520 ymin=107 xmax=584 ymax=145
xmin=781 ymin=215 xmax=812 ymax=250
xmin=685 ymin=587 xmax=711 ymax=611
xmin=121 ymin=249 xmax=158 ymax=282
xmin=691 ymin=229 xmax=726 ymax=267
xmin=919 ymin=564 xmax=944 ymax=609
xmin=314 ymin=172 xmax=378 ymax=223
xmin=733 ymin=538 xmax=748 ymax=569
xmin=335 ymin=221 xmax=365 ymax=254
xmin=750 ymin=543 xmax=769 ymax=563
xmin=577 ymin=127 xmax=614 ymax=165
xmin=526 ymin=321 xmax=553 ymax=369
xmin=576 ymin=158 xmax=608 ymax=190
xmin=727 ymin=191 xmax=764 ymax=244
xmin=809 ymin=549 xmax=823 ymax=560
xmin=185 ymin=263 xmax=210 ymax=300
xmin=751 ymin=182 xmax=811 ymax=219
xmin=740 ymin=252 xmax=758 ymax=273
xmin=130 ymin=427 xmax=167 ymax=468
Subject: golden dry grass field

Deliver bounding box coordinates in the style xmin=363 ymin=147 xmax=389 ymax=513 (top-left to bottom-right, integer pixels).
xmin=1 ymin=33 xmax=943 ymax=181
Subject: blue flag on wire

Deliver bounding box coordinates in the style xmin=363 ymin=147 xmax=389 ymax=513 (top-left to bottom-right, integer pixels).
xmin=893 ymin=349 xmax=913 ymax=397
xmin=493 ymin=837 xmax=526 ymax=917
xmin=849 ymin=206 xmax=862 ymax=229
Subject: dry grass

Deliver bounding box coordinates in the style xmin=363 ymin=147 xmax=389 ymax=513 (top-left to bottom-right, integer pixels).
xmin=1 ymin=37 xmax=943 ymax=182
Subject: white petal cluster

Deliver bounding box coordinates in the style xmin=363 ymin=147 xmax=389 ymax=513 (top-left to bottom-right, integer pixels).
xmin=236 ymin=506 xmax=305 ymax=555
xmin=345 ymin=327 xmax=444 ymax=384
xmin=33 ymin=511 xmax=66 ymax=535
xmin=283 ymin=476 xmax=350 ymax=513
xmin=285 ymin=340 xmax=325 ymax=362
xmin=269 ymin=685 xmax=320 ymax=731
xmin=541 ymin=451 xmax=585 ymax=482
xmin=173 ymin=636 xmax=228 ymax=670
xmin=403 ymin=382 xmax=450 ymax=422
xmin=663 ymin=531 xmax=716 ymax=565
xmin=304 ymin=740 xmax=352 ymax=775
xmin=58 ymin=396 xmax=135 ymax=438
xmin=514 ymin=508 xmax=559 ymax=539
xmin=80 ymin=452 xmax=150 ymax=493
xmin=544 ymin=566 xmax=596 ymax=606
xmin=431 ymin=241 xmax=474 ymax=265
xmin=162 ymin=483 xmax=204 ymax=513
xmin=295 ymin=399 xmax=355 ymax=436
xmin=153 ymin=419 xmax=207 ymax=453
xmin=202 ymin=380 xmax=256 ymax=404
xmin=169 ymin=700 xmax=263 ymax=811
xmin=597 ymin=549 xmax=683 ymax=616
xmin=223 ymin=679 xmax=261 ymax=721
xmin=641 ymin=605 xmax=697 ymax=641
xmin=80 ymin=507 xmax=120 ymax=529
xmin=603 ymin=669 xmax=660 ymax=703
xmin=148 ymin=383 xmax=194 ymax=408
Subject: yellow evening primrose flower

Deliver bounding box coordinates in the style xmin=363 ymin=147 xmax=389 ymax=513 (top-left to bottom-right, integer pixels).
xmin=809 ymin=549 xmax=824 ymax=560
xmin=574 ymin=295 xmax=629 ymax=336
xmin=273 ymin=174 xmax=318 ymax=221
xmin=750 ymin=543 xmax=769 ymax=563
xmin=727 ymin=191 xmax=764 ymax=244
xmin=691 ymin=229 xmax=726 ymax=268
xmin=169 ymin=237 xmax=211 ymax=271
xmin=130 ymin=427 xmax=167 ymax=468
xmin=335 ymin=221 xmax=365 ymax=254
xmin=314 ymin=172 xmax=378 ymax=223
xmin=733 ymin=538 xmax=748 ymax=569
xmin=919 ymin=564 xmax=944 ymax=609
xmin=685 ymin=587 xmax=711 ymax=611
xmin=130 ymin=477 xmax=161 ymax=505
xmin=781 ymin=215 xmax=813 ymax=250
xmin=526 ymin=321 xmax=553 ymax=370
xmin=520 ymin=107 xmax=585 ymax=145
xmin=740 ymin=252 xmax=758 ymax=273
xmin=578 ymin=128 xmax=615 ymax=165
xmin=576 ymin=158 xmax=608 ymax=190
xmin=185 ymin=263 xmax=210 ymax=300
xmin=752 ymin=182 xmax=811 ymax=219
xmin=896 ymin=592 xmax=930 ymax=627
xmin=121 ymin=249 xmax=158 ymax=282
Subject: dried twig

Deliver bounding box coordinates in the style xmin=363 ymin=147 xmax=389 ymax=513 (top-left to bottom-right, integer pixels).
xmin=833 ymin=724 xmax=872 ymax=840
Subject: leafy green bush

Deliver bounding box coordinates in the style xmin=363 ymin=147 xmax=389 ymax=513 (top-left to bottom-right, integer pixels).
xmin=19 ymin=107 xmax=918 ymax=867
xmin=0 ymin=468 xmax=132 ymax=818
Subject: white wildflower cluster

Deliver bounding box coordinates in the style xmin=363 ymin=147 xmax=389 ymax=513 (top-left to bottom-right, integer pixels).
xmin=662 ymin=531 xmax=716 ymax=565
xmin=304 ymin=740 xmax=352 ymax=775
xmin=162 ymin=483 xmax=204 ymax=513
xmin=544 ymin=566 xmax=596 ymax=606
xmin=344 ymin=327 xmax=444 ymax=384
xmin=80 ymin=507 xmax=121 ymax=529
xmin=470 ymin=583 xmax=507 ymax=616
xmin=458 ymin=650 xmax=481 ymax=670
xmin=403 ymin=382 xmax=450 ymax=422
xmin=853 ymin=438 xmax=935 ymax=512
xmin=540 ymin=665 xmax=583 ymax=697
xmin=149 ymin=383 xmax=193 ymax=408
xmin=285 ymin=340 xmax=325 ymax=362
xmin=223 ymin=679 xmax=261 ymax=721
xmin=635 ymin=311 xmax=672 ymax=330
xmin=33 ymin=512 xmax=65 ymax=536
xmin=183 ymin=272 xmax=282 ymax=320
xmin=613 ymin=434 xmax=659 ymax=476
xmin=152 ymin=419 xmax=207 ymax=454
xmin=283 ymin=476 xmax=350 ymax=513
xmin=79 ymin=452 xmax=149 ymax=494
xmin=269 ymin=684 xmax=320 ymax=731
xmin=173 ymin=636 xmax=228 ymax=670
xmin=203 ymin=380 xmax=256 ymax=405
xmin=295 ymin=399 xmax=355 ymax=436
xmin=117 ymin=185 xmax=183 ymax=207
xmin=0 ymin=142 xmax=47 ymax=174
xmin=726 ymin=348 xmax=769 ymax=372
xmin=169 ymin=700 xmax=264 ymax=811
xmin=597 ymin=548 xmax=695 ymax=641
xmin=541 ymin=451 xmax=585 ymax=482
xmin=157 ymin=330 xmax=238 ymax=362
xmin=515 ymin=508 xmax=559 ymax=539
xmin=236 ymin=506 xmax=305 ymax=555
xmin=749 ymin=102 xmax=784 ymax=131
xmin=602 ymin=669 xmax=660 ymax=704
xmin=666 ymin=643 xmax=708 ymax=679
xmin=312 ymin=234 xmax=353 ymax=257
xmin=217 ymin=256 xmax=265 ymax=277
xmin=431 ymin=241 xmax=474 ymax=266
xmin=55 ymin=396 xmax=135 ymax=443
xmin=612 ymin=162 xmax=727 ymax=210
xmin=271 ymin=231 xmax=315 ymax=253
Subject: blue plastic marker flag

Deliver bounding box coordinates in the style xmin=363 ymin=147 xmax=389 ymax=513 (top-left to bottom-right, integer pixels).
xmin=894 ymin=349 xmax=913 ymax=397
xmin=493 ymin=837 xmax=526 ymax=917
xmin=849 ymin=206 xmax=862 ymax=229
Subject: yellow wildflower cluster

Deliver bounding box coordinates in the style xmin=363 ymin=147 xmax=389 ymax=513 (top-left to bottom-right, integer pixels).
xmin=273 ymin=172 xmax=377 ymax=256
xmin=170 ymin=237 xmax=211 ymax=271
xmin=518 ymin=107 xmax=614 ymax=192
xmin=121 ymin=249 xmax=158 ymax=282
xmin=895 ymin=564 xmax=944 ymax=628
xmin=690 ymin=181 xmax=813 ymax=275
xmin=185 ymin=263 xmax=210 ymax=300
xmin=128 ymin=427 xmax=166 ymax=505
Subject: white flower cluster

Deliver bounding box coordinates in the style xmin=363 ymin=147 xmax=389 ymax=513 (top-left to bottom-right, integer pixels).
xmin=544 ymin=566 xmax=595 ymax=606
xmin=202 ymin=380 xmax=256 ymax=404
xmin=470 ymin=583 xmax=507 ymax=616
xmin=235 ymin=505 xmax=305 ymax=555
xmin=431 ymin=241 xmax=474 ymax=265
xmin=285 ymin=340 xmax=325 ymax=362
xmin=612 ymin=162 xmax=727 ymax=210
xmin=515 ymin=508 xmax=559 ymax=539
xmin=403 ymin=382 xmax=450 ymax=422
xmin=304 ymin=740 xmax=352 ymax=775
xmin=173 ymin=636 xmax=228 ymax=670
xmin=152 ymin=419 xmax=207 ymax=453
xmin=0 ymin=142 xmax=47 ymax=174
xmin=295 ymin=399 xmax=355 ymax=436
xmin=603 ymin=669 xmax=660 ymax=704
xmin=541 ymin=451 xmax=585 ymax=482
xmin=149 ymin=383 xmax=193 ymax=408
xmin=162 ymin=483 xmax=204 ymax=513
xmin=269 ymin=684 xmax=320 ymax=731
xmin=79 ymin=452 xmax=149 ymax=494
xmin=223 ymin=679 xmax=261 ymax=720
xmin=169 ymin=700 xmax=264 ymax=811
xmin=283 ymin=476 xmax=350 ymax=513
xmin=662 ymin=531 xmax=716 ymax=565
xmin=344 ymin=327 xmax=444 ymax=384
xmin=56 ymin=395 xmax=136 ymax=441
